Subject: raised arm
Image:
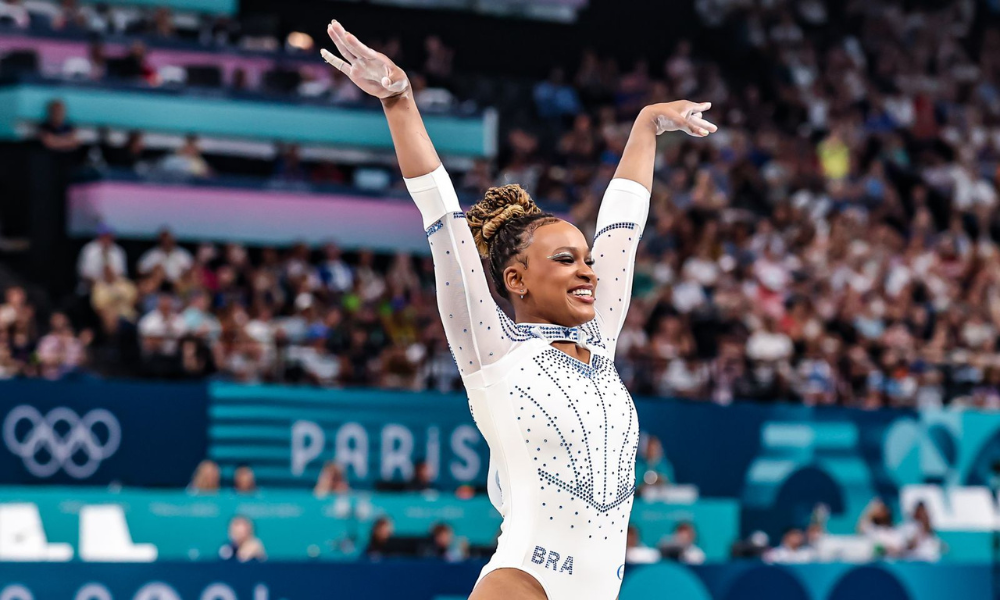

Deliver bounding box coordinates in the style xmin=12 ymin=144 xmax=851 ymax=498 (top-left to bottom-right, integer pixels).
xmin=323 ymin=21 xmax=510 ymax=376
xmin=612 ymin=101 xmax=716 ymax=190
xmin=592 ymin=102 xmax=717 ymax=354
xmin=324 ymin=21 xmax=439 ymax=177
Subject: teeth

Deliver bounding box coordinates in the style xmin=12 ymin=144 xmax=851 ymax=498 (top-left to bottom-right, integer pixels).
xmin=571 ymin=289 xmax=593 ymax=297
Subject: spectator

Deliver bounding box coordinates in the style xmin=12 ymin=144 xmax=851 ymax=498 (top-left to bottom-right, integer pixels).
xmin=404 ymin=460 xmax=435 ymax=492
xmin=35 ymin=312 xmax=88 ymax=380
xmin=764 ymin=528 xmax=818 ymax=564
xmin=137 ymin=293 xmax=186 ymax=366
xmin=38 ymin=100 xmax=80 ymax=153
xmin=857 ymin=498 xmax=903 ymax=558
xmin=422 ymin=35 xmax=453 ymax=88
xmin=730 ymin=531 xmax=771 ymax=560
xmin=660 ymin=522 xmax=706 ymax=565
xmin=899 ymin=502 xmax=942 ymax=562
xmin=625 ymin=525 xmax=660 ymax=564
xmin=179 ymin=334 xmax=216 ymax=379
xmin=316 ymin=243 xmax=353 ymax=295
xmin=106 ymin=131 xmax=147 ymax=170
xmin=410 ymin=73 xmax=455 ymax=112
xmin=233 ymin=464 xmax=257 ymax=494
xmin=314 ymin=461 xmax=350 ymax=496
xmin=91 ymin=265 xmax=138 ymax=335
xmin=658 ymin=352 xmax=710 ymax=398
xmin=746 ymin=316 xmax=794 ymax=364
xmin=138 ymin=229 xmax=194 ymax=283
xmin=534 ymin=67 xmax=582 ymax=120
xmin=157 ymin=135 xmax=212 ymax=178
xmin=365 ymin=516 xmax=395 ymax=559
xmin=113 ymin=40 xmax=157 ymax=85
xmin=0 ymin=339 xmax=21 ymax=379
xmin=148 ymin=7 xmax=174 ymax=38
xmin=420 ymin=523 xmax=463 ymax=561
xmin=219 ymin=515 xmax=266 ymax=562
xmin=180 ymin=291 xmax=221 ymax=341
xmin=273 ymin=144 xmax=306 ymax=182
xmin=284 ymin=324 xmax=340 ymax=385
xmin=72 ymin=40 xmax=107 ymax=81
xmin=77 ymin=225 xmax=127 ymax=288
xmin=188 ymin=459 xmax=221 ymax=493
xmin=0 ymin=286 xmax=29 ymax=331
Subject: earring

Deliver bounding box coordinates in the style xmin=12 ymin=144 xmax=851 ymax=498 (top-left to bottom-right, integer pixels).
xmin=519 ymin=289 xmax=526 ymax=300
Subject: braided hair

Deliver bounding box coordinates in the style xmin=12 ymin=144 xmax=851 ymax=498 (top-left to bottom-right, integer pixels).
xmin=465 ymin=184 xmax=559 ymax=300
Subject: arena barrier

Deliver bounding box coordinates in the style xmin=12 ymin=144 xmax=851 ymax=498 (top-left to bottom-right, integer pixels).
xmin=0 ymin=488 xmax=738 ymax=562
xmin=0 ymin=561 xmax=990 ymax=600
xmin=4 ymin=380 xmax=1000 ymax=556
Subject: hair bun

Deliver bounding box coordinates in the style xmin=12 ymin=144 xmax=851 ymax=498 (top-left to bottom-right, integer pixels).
xmin=466 ymin=184 xmax=541 ymax=257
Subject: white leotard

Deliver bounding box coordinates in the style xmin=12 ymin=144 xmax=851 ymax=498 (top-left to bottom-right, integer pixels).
xmin=406 ymin=166 xmax=649 ymax=600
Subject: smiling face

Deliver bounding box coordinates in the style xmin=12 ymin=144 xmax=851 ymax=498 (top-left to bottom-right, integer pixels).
xmin=503 ymin=220 xmax=597 ymax=327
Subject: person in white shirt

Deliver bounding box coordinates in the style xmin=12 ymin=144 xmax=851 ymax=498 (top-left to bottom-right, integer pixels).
xmin=660 ymin=521 xmax=706 ymax=565
xmin=138 ymin=229 xmax=194 ymax=283
xmin=899 ymin=502 xmax=942 ymax=562
xmin=624 ymin=525 xmax=660 ymax=565
xmin=856 ymin=497 xmax=905 ymax=558
xmin=77 ymin=224 xmax=127 ymax=287
xmin=746 ymin=316 xmax=794 ymax=363
xmin=138 ymin=294 xmax=187 ymax=357
xmin=764 ymin=528 xmax=818 ymax=564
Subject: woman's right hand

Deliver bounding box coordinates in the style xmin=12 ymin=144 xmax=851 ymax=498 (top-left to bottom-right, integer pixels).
xmin=643 ymin=100 xmax=717 ymax=138
xmin=322 ymin=20 xmax=410 ymax=99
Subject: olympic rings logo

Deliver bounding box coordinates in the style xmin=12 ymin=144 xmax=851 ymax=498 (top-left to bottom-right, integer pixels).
xmin=2 ymin=405 xmax=121 ymax=479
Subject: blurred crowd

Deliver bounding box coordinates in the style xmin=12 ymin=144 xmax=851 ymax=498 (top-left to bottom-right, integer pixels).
xmin=626 ymin=496 xmax=942 ymax=566
xmin=502 ymin=0 xmax=1000 ymax=408
xmin=2 ymin=0 xmax=1000 ymax=409
xmin=0 ymin=0 xmax=462 ymax=109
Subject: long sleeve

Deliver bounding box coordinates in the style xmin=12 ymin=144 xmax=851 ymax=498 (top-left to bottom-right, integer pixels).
xmin=405 ymin=165 xmax=512 ymax=376
xmin=591 ymin=178 xmax=650 ymax=359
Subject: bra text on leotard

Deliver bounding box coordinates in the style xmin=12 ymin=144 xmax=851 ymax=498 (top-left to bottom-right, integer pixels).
xmin=531 ymin=545 xmax=574 ymax=575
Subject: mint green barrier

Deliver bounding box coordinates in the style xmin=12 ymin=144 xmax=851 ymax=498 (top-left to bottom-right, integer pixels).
xmin=0 ymin=83 xmax=495 ymax=157
xmin=0 ymin=488 xmax=737 ymax=561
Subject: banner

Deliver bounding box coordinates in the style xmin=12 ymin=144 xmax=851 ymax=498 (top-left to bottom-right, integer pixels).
xmin=0 ymin=380 xmax=208 ymax=487
xmin=209 ymin=384 xmax=487 ymax=491
xmin=7 ymin=378 xmax=1000 ymax=546
xmin=0 ymin=561 xmax=988 ymax=600
xmin=208 ymin=383 xmax=1000 ymax=542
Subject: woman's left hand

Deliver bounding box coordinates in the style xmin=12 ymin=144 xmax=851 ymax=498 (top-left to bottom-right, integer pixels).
xmin=644 ymin=101 xmax=718 ymax=138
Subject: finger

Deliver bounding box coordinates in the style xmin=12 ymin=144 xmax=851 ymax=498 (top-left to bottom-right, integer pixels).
xmin=682 ymin=122 xmax=710 ymax=137
xmin=327 ymin=21 xmax=358 ymax=63
xmin=342 ymin=29 xmax=380 ymax=61
xmin=320 ymin=48 xmax=350 ymax=74
xmin=689 ymin=115 xmax=718 ymax=133
xmin=693 ymin=101 xmax=712 ymax=113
